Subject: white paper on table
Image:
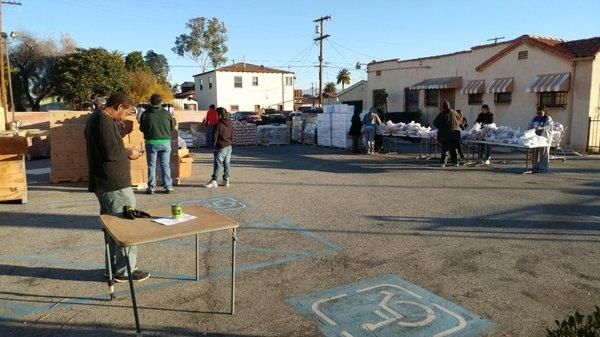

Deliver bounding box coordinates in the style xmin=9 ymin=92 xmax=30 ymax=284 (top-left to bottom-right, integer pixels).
xmin=152 ymin=214 xmax=197 ymax=226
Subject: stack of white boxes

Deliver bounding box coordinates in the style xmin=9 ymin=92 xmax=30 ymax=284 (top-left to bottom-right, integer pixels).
xmin=317 ymin=104 xmax=354 ymax=149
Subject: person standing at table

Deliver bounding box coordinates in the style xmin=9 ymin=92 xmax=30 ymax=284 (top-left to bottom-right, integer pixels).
xmin=84 ymin=93 xmax=150 ymax=283
xmin=475 ymin=104 xmax=494 ymax=165
xmin=204 ymin=107 xmax=234 ymax=188
xmin=362 ymin=107 xmax=382 ymax=155
xmin=349 ymin=110 xmax=363 ymax=153
xmin=139 ymin=93 xmax=176 ymax=195
xmin=433 ymin=101 xmax=461 ymax=167
xmin=457 ymin=109 xmax=468 ymax=160
xmin=204 ymin=104 xmax=218 ymax=148
xmin=528 ymin=105 xmax=554 ymax=173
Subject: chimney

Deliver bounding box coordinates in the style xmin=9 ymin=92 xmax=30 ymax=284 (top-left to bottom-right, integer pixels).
xmin=243 ymin=62 xmax=246 ymax=71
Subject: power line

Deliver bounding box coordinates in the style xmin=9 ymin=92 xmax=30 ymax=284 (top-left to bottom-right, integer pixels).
xmin=330 ymin=39 xmax=379 ymax=60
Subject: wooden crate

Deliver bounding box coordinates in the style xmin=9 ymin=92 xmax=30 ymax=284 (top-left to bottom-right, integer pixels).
xmin=0 ymin=153 xmax=27 ymax=204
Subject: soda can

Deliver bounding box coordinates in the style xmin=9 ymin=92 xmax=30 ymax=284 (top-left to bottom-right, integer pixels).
xmin=171 ymin=203 xmax=183 ymax=219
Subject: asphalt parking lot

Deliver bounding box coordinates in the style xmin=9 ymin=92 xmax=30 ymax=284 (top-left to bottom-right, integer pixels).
xmin=1 ymin=144 xmax=599 ymax=337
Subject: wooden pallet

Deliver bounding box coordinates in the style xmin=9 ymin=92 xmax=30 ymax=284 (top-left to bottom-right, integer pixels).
xmin=50 ymin=176 xmax=88 ymax=184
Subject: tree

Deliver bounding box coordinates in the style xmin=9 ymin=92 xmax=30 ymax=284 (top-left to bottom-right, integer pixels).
xmin=126 ymin=69 xmax=173 ymax=104
xmin=144 ymin=50 xmax=169 ymax=82
xmin=336 ymin=69 xmax=351 ymax=91
xmin=324 ymin=82 xmax=337 ymax=94
xmin=125 ymin=51 xmax=148 ymax=71
xmin=55 ymin=48 xmax=129 ymax=104
xmin=9 ymin=32 xmax=76 ymax=111
xmin=172 ymin=17 xmax=228 ymax=72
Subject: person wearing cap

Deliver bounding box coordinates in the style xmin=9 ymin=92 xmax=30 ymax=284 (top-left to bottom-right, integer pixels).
xmin=475 ymin=104 xmax=494 ymax=165
xmin=528 ymin=106 xmax=554 ymax=173
xmin=362 ymin=107 xmax=382 ymax=155
xmin=84 ymin=92 xmax=150 ymax=283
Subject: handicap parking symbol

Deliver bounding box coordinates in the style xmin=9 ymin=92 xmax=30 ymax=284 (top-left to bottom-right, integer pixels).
xmin=286 ymin=275 xmax=493 ymax=337
xmin=180 ymin=195 xmax=252 ymax=212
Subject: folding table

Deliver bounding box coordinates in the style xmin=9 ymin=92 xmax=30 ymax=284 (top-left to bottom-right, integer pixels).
xmin=100 ymin=205 xmax=239 ymax=336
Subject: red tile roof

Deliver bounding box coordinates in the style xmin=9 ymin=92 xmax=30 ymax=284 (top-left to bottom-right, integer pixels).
xmin=554 ymin=37 xmax=600 ymax=58
xmin=476 ymin=35 xmax=600 ymax=72
xmin=369 ymin=35 xmax=600 ymax=69
xmin=193 ymin=62 xmax=293 ymax=77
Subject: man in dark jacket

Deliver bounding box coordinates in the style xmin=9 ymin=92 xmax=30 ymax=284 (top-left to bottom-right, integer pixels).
xmin=139 ymin=94 xmax=176 ymax=194
xmin=433 ymin=101 xmax=461 ymax=167
xmin=475 ymin=104 xmax=494 ymax=165
xmin=204 ymin=107 xmax=233 ymax=188
xmin=84 ymin=92 xmax=150 ymax=283
xmin=348 ymin=111 xmax=363 ymax=153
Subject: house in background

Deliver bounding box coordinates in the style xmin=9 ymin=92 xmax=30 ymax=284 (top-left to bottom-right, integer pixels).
xmin=337 ymin=80 xmax=367 ymax=114
xmin=193 ymin=62 xmax=295 ymax=112
xmin=367 ymin=34 xmax=600 ymax=151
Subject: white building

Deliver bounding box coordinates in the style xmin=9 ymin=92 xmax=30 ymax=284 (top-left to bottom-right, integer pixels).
xmin=193 ymin=63 xmax=295 ymax=112
xmin=337 ymin=80 xmax=367 ymax=113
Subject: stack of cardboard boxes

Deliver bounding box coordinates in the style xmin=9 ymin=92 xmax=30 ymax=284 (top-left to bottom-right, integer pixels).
xmin=257 ymin=124 xmax=289 ymax=145
xmin=233 ymin=121 xmax=258 ymax=146
xmin=49 ymin=112 xmax=90 ymax=183
xmin=48 ymin=112 xmax=149 ymax=186
xmin=317 ymin=104 xmax=354 ymax=149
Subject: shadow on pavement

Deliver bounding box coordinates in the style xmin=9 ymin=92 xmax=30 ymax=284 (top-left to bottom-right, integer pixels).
xmin=0 ymin=318 xmax=260 ymax=337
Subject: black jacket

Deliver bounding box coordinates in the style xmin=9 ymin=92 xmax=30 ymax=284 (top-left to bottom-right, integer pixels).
xmin=213 ymin=119 xmax=233 ymax=149
xmin=433 ymin=109 xmax=461 ymax=143
xmin=84 ymin=110 xmax=131 ymax=193
xmin=349 ymin=114 xmax=363 ymax=136
xmin=475 ymin=112 xmax=494 ymax=125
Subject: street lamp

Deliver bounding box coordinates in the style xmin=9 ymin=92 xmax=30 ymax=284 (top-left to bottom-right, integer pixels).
xmin=1 ymin=31 xmax=17 ymax=129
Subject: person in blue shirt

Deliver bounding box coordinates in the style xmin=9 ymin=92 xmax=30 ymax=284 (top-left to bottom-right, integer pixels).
xmin=528 ymin=105 xmax=554 ymax=173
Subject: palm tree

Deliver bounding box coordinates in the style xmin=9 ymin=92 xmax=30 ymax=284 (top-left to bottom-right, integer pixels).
xmin=336 ymin=69 xmax=351 ymax=91
xmin=324 ymin=82 xmax=337 ymax=94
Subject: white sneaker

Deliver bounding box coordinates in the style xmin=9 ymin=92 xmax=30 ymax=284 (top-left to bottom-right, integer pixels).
xmin=204 ymin=180 xmax=218 ymax=188
xmin=484 ymin=160 xmax=491 ymax=166
xmin=220 ymin=179 xmax=230 ymax=187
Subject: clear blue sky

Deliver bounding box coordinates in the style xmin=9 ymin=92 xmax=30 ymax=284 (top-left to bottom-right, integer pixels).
xmin=5 ymin=0 xmax=600 ymax=92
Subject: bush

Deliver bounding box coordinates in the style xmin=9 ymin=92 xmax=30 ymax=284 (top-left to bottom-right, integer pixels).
xmin=547 ymin=306 xmax=600 ymax=337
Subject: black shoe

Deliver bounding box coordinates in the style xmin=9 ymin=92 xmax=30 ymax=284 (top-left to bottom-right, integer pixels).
xmin=114 ymin=270 xmax=150 ymax=283
xmin=146 ymin=188 xmax=154 ymax=195
xmin=165 ymin=187 xmax=174 ymax=194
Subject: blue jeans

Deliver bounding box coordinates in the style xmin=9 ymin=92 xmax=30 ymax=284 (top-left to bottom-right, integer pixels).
xmin=212 ymin=146 xmax=232 ymax=181
xmin=146 ymin=143 xmax=172 ymax=189
xmin=95 ymin=187 xmax=138 ymax=277
xmin=479 ymin=144 xmax=492 ymax=161
xmin=206 ymin=125 xmax=215 ymax=148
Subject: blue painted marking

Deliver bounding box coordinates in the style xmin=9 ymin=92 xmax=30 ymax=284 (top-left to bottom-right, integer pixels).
xmin=286 ymin=275 xmax=494 ymax=337
xmin=178 ymin=195 xmax=253 ymax=212
xmin=0 ymin=218 xmax=339 ymax=320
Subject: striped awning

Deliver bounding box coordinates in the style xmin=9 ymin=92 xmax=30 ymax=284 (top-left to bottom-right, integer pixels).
xmin=411 ymin=77 xmax=462 ymax=90
xmin=461 ymin=80 xmax=485 ymax=94
xmin=487 ymin=78 xmax=514 ymax=93
xmin=526 ymin=73 xmax=571 ymax=93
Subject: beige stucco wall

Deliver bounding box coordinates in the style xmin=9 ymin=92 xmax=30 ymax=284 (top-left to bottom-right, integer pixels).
xmin=0 ymin=107 xmax=5 ymax=131
xmin=476 ymin=45 xmax=572 ymax=136
xmin=583 ymin=55 xmax=600 ymax=151
xmin=338 ymin=81 xmax=367 ymax=104
xmin=366 ymin=42 xmax=598 ymax=151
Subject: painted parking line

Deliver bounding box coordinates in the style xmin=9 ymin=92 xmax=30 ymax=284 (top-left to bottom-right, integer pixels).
xmin=0 ymin=218 xmax=340 ymax=320
xmin=286 ymin=275 xmax=493 ymax=337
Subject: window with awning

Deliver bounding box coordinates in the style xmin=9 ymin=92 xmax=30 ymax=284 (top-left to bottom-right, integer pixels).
xmin=526 ymin=73 xmax=570 ymax=93
xmin=461 ymin=80 xmax=485 ymax=94
xmin=411 ymin=77 xmax=462 ymax=90
xmin=487 ymin=78 xmax=514 ymax=93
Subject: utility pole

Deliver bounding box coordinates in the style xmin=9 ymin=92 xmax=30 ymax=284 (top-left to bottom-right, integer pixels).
xmin=487 ymin=36 xmax=505 ymax=44
xmin=313 ymin=15 xmax=330 ymax=107
xmin=0 ymin=0 xmax=22 ymax=118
